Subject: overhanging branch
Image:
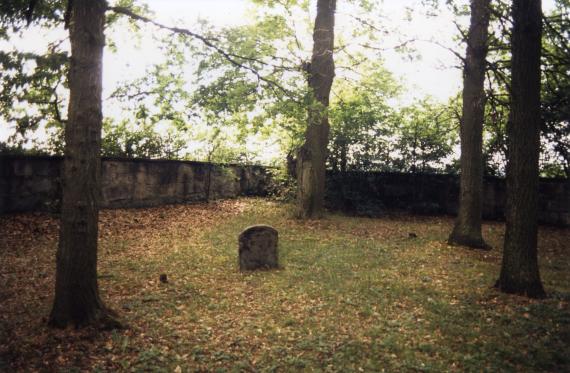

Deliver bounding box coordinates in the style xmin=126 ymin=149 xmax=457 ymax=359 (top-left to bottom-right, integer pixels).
xmin=107 ymin=6 xmax=298 ymax=99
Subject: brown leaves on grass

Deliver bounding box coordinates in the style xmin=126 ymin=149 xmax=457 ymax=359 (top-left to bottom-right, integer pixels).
xmin=0 ymin=200 xmax=248 ymax=371
xmin=0 ymin=198 xmax=569 ymax=372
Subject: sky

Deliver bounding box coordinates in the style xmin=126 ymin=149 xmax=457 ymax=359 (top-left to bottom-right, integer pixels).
xmin=96 ymin=0 xmax=471 ymax=130
xmin=0 ymin=0 xmax=558 ymax=150
xmin=134 ymin=0 xmax=557 ymax=101
xmin=138 ymin=0 xmax=464 ymax=101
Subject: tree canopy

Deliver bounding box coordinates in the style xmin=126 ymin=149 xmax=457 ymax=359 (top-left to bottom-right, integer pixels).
xmin=0 ymin=0 xmax=568 ymax=177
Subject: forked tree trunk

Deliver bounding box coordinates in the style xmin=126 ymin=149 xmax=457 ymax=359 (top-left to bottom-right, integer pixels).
xmin=448 ymin=0 xmax=491 ymax=249
xmin=495 ymin=0 xmax=545 ymax=298
xmin=296 ymin=0 xmax=336 ymax=219
xmin=49 ymin=0 xmax=121 ymax=328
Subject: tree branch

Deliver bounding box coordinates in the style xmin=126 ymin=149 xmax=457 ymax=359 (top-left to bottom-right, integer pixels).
xmin=107 ymin=6 xmax=298 ymax=99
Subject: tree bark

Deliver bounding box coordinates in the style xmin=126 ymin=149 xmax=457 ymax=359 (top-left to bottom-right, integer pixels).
xmin=448 ymin=0 xmax=491 ymax=249
xmin=495 ymin=0 xmax=545 ymax=298
xmin=49 ymin=0 xmax=122 ymax=328
xmin=296 ymin=0 xmax=336 ymax=219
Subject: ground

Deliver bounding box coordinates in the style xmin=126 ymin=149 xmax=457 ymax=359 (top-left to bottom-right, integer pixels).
xmin=0 ymin=198 xmax=569 ymax=372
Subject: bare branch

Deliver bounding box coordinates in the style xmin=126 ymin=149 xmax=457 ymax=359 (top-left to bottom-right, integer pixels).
xmin=419 ymin=39 xmax=466 ymax=64
xmin=359 ymin=38 xmax=417 ymax=53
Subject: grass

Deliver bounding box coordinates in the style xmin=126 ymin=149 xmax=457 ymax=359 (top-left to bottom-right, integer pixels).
xmin=0 ymin=198 xmax=569 ymax=372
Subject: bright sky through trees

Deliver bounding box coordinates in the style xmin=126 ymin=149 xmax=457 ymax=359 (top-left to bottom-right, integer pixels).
xmin=139 ymin=0 xmax=555 ymax=101
xmin=139 ymin=0 xmax=464 ymax=102
xmin=0 ymin=0 xmax=558 ymax=148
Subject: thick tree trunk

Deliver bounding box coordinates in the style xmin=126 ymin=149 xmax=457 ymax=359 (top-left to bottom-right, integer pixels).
xmin=49 ymin=0 xmax=121 ymax=328
xmin=449 ymin=0 xmax=491 ymax=249
xmin=495 ymin=0 xmax=545 ymax=298
xmin=296 ymin=0 xmax=336 ymax=219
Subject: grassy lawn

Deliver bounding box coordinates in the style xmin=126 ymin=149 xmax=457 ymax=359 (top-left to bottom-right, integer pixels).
xmin=1 ymin=198 xmax=569 ymax=372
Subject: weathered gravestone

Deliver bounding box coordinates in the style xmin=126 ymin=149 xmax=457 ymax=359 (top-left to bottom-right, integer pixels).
xmin=238 ymin=225 xmax=279 ymax=271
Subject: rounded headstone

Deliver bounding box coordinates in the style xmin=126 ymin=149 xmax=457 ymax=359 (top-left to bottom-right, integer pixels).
xmin=238 ymin=225 xmax=278 ymax=271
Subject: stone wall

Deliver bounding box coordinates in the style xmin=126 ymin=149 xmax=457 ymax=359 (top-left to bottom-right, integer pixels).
xmin=1 ymin=155 xmax=568 ymax=226
xmin=0 ymin=155 xmax=272 ymax=213
xmin=325 ymin=171 xmax=570 ymax=226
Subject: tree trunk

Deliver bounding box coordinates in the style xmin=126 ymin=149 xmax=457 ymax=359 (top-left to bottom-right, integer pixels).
xmin=49 ymin=0 xmax=122 ymax=328
xmin=296 ymin=0 xmax=336 ymax=219
xmin=448 ymin=0 xmax=491 ymax=249
xmin=495 ymin=0 xmax=545 ymax=298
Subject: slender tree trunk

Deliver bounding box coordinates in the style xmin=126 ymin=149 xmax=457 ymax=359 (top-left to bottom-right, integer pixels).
xmin=449 ymin=0 xmax=491 ymax=249
xmin=495 ymin=0 xmax=545 ymax=298
xmin=49 ymin=0 xmax=122 ymax=328
xmin=296 ymin=0 xmax=336 ymax=219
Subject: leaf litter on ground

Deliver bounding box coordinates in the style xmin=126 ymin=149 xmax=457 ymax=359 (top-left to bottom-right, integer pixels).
xmin=0 ymin=198 xmax=568 ymax=372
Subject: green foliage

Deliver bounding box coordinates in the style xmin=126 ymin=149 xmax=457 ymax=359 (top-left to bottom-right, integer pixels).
xmin=328 ymin=77 xmax=460 ymax=174
xmin=0 ymin=47 xmax=68 ymax=143
xmin=193 ymin=70 xmax=259 ymax=116
xmin=541 ymin=1 xmax=570 ymax=177
xmin=110 ymin=33 xmax=192 ymax=129
xmin=483 ymin=91 xmax=509 ymax=176
xmin=101 ymin=119 xmax=186 ymax=159
xmin=421 ymin=0 xmax=569 ymax=177
xmin=393 ymin=98 xmax=459 ymax=173
xmin=0 ymin=0 xmax=567 ymax=177
xmin=0 ymin=0 xmax=153 ymax=155
xmin=328 ymin=66 xmax=400 ymax=172
xmin=0 ymin=0 xmax=65 ymax=33
xmin=189 ymin=123 xmax=252 ymax=164
xmin=484 ymin=0 xmax=569 ymax=177
xmin=267 ymin=166 xmax=298 ymax=202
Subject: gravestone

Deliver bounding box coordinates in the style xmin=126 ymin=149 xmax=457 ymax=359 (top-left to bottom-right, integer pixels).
xmin=238 ymin=225 xmax=278 ymax=271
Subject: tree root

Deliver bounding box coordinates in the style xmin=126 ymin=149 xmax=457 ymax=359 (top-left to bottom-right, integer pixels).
xmin=48 ymin=306 xmax=126 ymax=330
xmin=447 ymin=234 xmax=492 ymax=250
